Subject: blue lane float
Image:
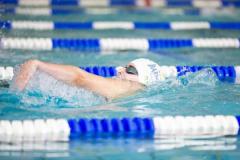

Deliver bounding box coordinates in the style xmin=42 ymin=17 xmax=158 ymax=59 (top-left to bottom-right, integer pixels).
xmin=1 ymin=0 xmax=240 ymax=7
xmin=0 ymin=115 xmax=239 ymax=141
xmin=1 ymin=38 xmax=240 ymax=51
xmin=1 ymin=65 xmax=240 ymax=84
xmin=1 ymin=21 xmax=240 ymax=30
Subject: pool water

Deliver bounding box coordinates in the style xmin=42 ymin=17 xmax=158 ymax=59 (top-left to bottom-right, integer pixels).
xmin=1 ymin=6 xmax=240 ymax=160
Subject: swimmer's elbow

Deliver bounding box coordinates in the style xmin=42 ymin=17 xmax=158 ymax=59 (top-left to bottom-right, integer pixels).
xmin=73 ymin=71 xmax=87 ymax=87
xmin=25 ymin=59 xmax=40 ymax=67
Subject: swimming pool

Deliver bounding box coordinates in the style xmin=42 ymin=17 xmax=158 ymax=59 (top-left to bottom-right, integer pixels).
xmin=1 ymin=3 xmax=240 ymax=160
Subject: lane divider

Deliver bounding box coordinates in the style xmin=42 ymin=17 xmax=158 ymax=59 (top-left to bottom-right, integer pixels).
xmin=0 ymin=7 xmax=236 ymax=16
xmin=1 ymin=21 xmax=240 ymax=30
xmin=1 ymin=38 xmax=240 ymax=51
xmin=0 ymin=115 xmax=239 ymax=141
xmin=1 ymin=0 xmax=240 ymax=8
xmin=1 ymin=65 xmax=240 ymax=84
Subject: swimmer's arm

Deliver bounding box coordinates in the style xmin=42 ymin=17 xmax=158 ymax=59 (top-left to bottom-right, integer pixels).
xmin=36 ymin=61 xmax=144 ymax=99
xmin=15 ymin=60 xmax=82 ymax=91
xmin=16 ymin=60 xmax=144 ymax=99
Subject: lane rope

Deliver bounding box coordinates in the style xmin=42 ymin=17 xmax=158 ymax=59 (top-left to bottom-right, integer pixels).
xmin=2 ymin=21 xmax=240 ymax=30
xmin=0 ymin=7 xmax=237 ymax=16
xmin=0 ymin=115 xmax=239 ymax=141
xmin=1 ymin=38 xmax=240 ymax=51
xmin=1 ymin=0 xmax=240 ymax=8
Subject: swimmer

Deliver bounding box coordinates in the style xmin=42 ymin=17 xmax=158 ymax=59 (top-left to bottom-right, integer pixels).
xmin=15 ymin=58 xmax=164 ymax=99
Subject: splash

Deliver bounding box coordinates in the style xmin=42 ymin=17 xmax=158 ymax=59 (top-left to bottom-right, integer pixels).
xmin=178 ymin=68 xmax=219 ymax=86
xmin=140 ymin=68 xmax=218 ymax=95
xmin=10 ymin=67 xmax=106 ymax=107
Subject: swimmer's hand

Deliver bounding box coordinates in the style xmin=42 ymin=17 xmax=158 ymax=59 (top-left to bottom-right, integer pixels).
xmin=15 ymin=60 xmax=40 ymax=91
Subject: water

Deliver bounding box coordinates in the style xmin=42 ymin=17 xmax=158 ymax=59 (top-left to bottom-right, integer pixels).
xmin=1 ymin=6 xmax=240 ymax=159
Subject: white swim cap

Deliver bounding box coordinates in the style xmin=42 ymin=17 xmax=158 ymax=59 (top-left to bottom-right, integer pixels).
xmin=130 ymin=58 xmax=165 ymax=86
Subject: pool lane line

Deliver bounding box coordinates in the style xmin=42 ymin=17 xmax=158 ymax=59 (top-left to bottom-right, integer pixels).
xmin=1 ymin=21 xmax=240 ymax=30
xmin=0 ymin=115 xmax=239 ymax=141
xmin=1 ymin=65 xmax=240 ymax=84
xmin=0 ymin=38 xmax=240 ymax=51
xmin=1 ymin=0 xmax=240 ymax=8
xmin=0 ymin=7 xmax=237 ymax=16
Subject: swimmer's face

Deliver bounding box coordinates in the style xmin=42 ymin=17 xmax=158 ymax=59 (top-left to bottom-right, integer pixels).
xmin=116 ymin=64 xmax=139 ymax=82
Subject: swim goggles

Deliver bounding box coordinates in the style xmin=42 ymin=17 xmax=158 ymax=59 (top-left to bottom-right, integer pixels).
xmin=125 ymin=65 xmax=138 ymax=75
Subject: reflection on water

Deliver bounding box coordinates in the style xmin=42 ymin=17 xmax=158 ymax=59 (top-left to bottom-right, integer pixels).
xmin=0 ymin=142 xmax=69 ymax=158
xmin=0 ymin=136 xmax=238 ymax=159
